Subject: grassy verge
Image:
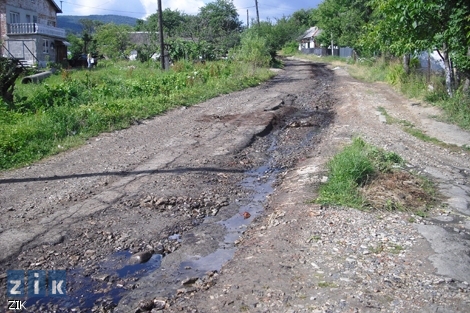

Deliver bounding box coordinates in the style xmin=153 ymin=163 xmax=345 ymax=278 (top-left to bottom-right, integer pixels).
xmin=316 ymin=137 xmax=438 ymax=213
xmin=348 ymin=57 xmax=470 ymax=130
xmin=290 ymin=52 xmax=470 ymax=131
xmin=377 ymin=107 xmax=470 ymax=151
xmin=0 ymin=60 xmax=275 ymax=170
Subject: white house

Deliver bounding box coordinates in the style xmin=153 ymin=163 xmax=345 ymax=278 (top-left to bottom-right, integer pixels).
xmin=0 ymin=0 xmax=68 ymax=67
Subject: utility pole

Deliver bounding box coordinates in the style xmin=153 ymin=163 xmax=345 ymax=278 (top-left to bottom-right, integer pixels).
xmin=331 ymin=33 xmax=334 ymax=56
xmin=255 ymin=0 xmax=260 ymax=26
xmin=158 ymin=0 xmax=166 ymax=70
xmin=247 ymin=10 xmax=249 ymax=28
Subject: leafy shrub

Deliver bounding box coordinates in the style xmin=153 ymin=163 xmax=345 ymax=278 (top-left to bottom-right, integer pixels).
xmin=281 ymin=41 xmax=299 ymax=55
xmin=229 ymin=32 xmax=270 ymax=68
xmin=386 ymin=63 xmax=406 ymax=87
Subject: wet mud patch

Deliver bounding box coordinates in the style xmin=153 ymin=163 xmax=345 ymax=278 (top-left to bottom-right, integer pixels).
xmin=0 ymin=59 xmax=340 ymax=312
xmin=24 ymin=251 xmax=163 ymax=312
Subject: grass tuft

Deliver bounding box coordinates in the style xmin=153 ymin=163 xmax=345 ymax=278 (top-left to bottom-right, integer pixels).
xmin=316 ymin=137 xmax=405 ymax=210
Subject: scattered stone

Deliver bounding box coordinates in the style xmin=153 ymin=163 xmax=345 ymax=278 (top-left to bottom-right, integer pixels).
xmin=152 ymin=299 xmax=166 ymax=310
xmin=182 ymin=277 xmax=199 ymax=286
xmin=138 ymin=299 xmax=154 ymax=311
xmin=92 ymin=274 xmax=110 ymax=282
xmin=130 ymin=251 xmax=153 ymax=264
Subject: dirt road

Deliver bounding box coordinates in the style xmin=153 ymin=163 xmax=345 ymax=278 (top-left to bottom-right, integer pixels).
xmin=1 ymin=58 xmax=469 ymax=313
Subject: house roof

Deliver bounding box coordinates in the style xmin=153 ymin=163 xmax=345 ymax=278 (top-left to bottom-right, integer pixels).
xmin=298 ymin=26 xmax=322 ymax=41
xmin=129 ymin=32 xmax=159 ymax=45
xmin=49 ymin=0 xmax=62 ymax=13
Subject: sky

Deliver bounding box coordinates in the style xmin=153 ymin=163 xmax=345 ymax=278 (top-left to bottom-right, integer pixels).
xmin=58 ymin=0 xmax=323 ymax=24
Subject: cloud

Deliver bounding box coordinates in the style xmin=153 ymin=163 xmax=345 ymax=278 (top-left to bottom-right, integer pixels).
xmin=161 ymin=0 xmax=206 ymax=15
xmin=69 ymin=0 xmax=146 ymax=18
xmin=63 ymin=0 xmax=321 ymax=21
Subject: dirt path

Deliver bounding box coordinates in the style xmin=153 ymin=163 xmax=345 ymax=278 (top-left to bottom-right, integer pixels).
xmin=1 ymin=58 xmax=469 ymax=312
xmin=163 ymin=60 xmax=470 ymax=313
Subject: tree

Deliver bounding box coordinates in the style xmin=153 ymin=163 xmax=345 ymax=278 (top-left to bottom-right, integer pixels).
xmin=291 ymin=9 xmax=314 ymax=28
xmin=0 ymin=58 xmax=23 ymax=104
xmin=145 ymin=8 xmax=187 ymax=38
xmin=197 ymin=0 xmax=243 ymax=55
xmin=313 ymin=0 xmax=372 ymax=49
xmin=78 ymin=19 xmax=102 ymax=53
xmin=135 ymin=19 xmax=146 ymax=31
xmin=66 ymin=33 xmax=84 ymax=58
xmin=231 ymin=32 xmax=270 ymax=68
xmin=362 ymin=0 xmax=470 ymax=96
xmin=95 ymin=23 xmax=132 ymax=60
xmin=251 ymin=17 xmax=304 ymax=60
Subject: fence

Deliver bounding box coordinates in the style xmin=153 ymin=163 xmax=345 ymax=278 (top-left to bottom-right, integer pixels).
xmin=7 ymin=23 xmax=66 ymax=38
xmin=300 ymin=47 xmax=354 ymax=58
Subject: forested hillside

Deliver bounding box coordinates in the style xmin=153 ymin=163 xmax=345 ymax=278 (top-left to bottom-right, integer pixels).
xmin=58 ymin=15 xmax=138 ymax=34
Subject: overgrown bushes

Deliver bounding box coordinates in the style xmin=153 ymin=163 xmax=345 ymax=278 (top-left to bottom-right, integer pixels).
xmin=230 ymin=33 xmax=271 ymax=68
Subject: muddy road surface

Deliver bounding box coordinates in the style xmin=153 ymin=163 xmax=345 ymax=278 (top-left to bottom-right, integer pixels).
xmin=0 ymin=59 xmax=335 ymax=312
xmin=2 ymin=57 xmax=470 ymax=313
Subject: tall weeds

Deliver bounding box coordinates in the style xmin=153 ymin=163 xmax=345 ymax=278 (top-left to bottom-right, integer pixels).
xmin=0 ymin=60 xmax=274 ymax=170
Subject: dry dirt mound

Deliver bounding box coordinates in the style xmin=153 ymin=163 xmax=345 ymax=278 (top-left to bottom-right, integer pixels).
xmin=362 ymin=171 xmax=437 ymax=213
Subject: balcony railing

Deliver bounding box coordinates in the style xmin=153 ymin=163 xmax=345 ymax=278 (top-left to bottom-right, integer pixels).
xmin=7 ymin=23 xmax=66 ymax=39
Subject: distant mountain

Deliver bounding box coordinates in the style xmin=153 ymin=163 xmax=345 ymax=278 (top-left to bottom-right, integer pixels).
xmin=57 ymin=15 xmax=139 ymax=34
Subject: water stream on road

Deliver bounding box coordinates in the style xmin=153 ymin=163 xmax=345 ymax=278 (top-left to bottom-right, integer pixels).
xmin=26 ymin=134 xmax=281 ymax=312
xmin=25 ymin=100 xmax=323 ymax=311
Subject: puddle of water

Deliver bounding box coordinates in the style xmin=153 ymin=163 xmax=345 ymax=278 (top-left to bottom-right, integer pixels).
xmin=168 ymin=234 xmax=182 ymax=242
xmin=32 ymin=121 xmax=317 ymax=311
xmin=179 ymin=135 xmax=279 ymax=278
xmin=25 ymin=251 xmax=162 ymax=312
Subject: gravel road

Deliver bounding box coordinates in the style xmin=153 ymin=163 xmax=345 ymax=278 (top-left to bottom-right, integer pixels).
xmin=1 ymin=58 xmax=469 ymax=313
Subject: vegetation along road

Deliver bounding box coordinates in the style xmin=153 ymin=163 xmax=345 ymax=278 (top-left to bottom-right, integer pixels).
xmin=0 ymin=56 xmax=469 ymax=312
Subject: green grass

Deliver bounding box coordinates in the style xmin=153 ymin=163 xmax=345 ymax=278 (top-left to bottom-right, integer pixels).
xmin=389 ymin=243 xmax=405 ymax=254
xmin=315 ymin=137 xmax=403 ymax=209
xmin=347 ymin=57 xmax=470 ymax=131
xmin=318 ymin=281 xmax=337 ymax=288
xmin=377 ymin=106 xmax=469 ymax=152
xmin=0 ymin=59 xmax=275 ymax=170
xmin=290 ymin=53 xmax=470 ymax=130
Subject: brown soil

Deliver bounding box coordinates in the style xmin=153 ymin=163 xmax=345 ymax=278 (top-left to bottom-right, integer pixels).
xmin=362 ymin=171 xmax=437 ymax=213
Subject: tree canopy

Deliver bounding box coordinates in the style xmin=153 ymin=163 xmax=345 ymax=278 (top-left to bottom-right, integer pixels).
xmin=312 ymin=0 xmax=372 ymax=48
xmin=94 ymin=23 xmax=133 ymax=60
xmin=360 ymin=0 xmax=470 ymax=94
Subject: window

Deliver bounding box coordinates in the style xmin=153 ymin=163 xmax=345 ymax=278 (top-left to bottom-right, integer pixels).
xmin=33 ymin=16 xmax=38 ymax=24
xmin=26 ymin=15 xmax=31 ymax=23
xmin=10 ymin=12 xmax=20 ymax=24
xmin=43 ymin=39 xmax=49 ymax=54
